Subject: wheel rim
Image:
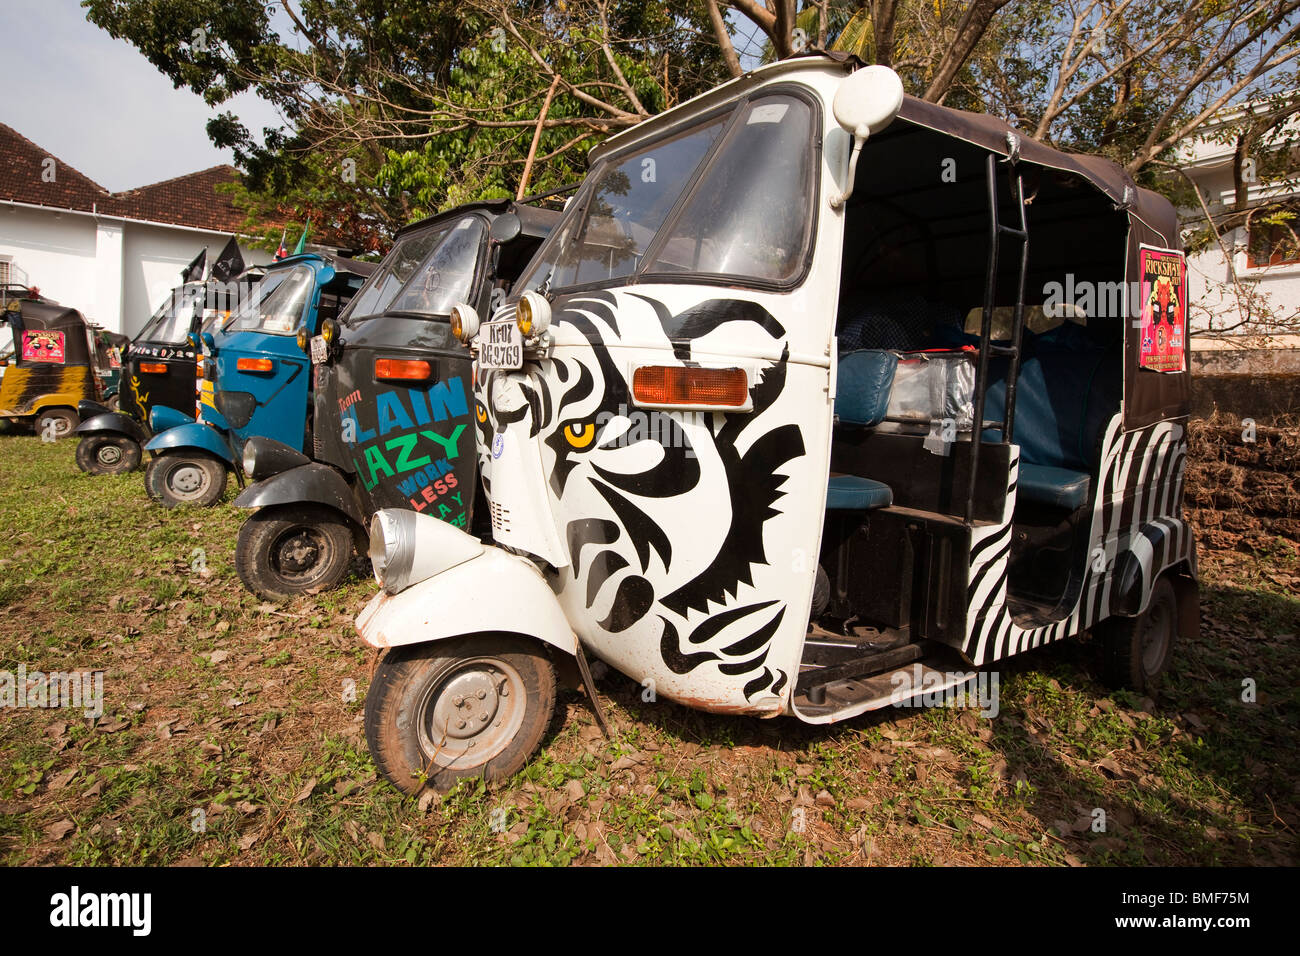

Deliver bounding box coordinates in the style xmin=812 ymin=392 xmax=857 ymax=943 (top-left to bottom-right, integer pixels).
xmin=416 ymin=658 xmax=527 ymax=771
xmin=97 ymin=443 xmax=123 ymax=466
xmin=167 ymin=462 xmax=207 ymax=498
xmin=269 ymin=525 xmax=335 ymax=583
xmin=47 ymin=416 xmax=72 ymax=437
xmin=1140 ymin=597 xmax=1173 ymax=676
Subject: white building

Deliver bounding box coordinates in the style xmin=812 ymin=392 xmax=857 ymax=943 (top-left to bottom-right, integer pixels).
xmin=0 ymin=121 xmax=263 ymax=337
xmin=1175 ymin=102 xmax=1300 ymax=347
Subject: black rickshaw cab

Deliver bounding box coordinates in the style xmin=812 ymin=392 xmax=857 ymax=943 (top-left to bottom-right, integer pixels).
xmin=233 ymin=199 xmax=558 ymax=599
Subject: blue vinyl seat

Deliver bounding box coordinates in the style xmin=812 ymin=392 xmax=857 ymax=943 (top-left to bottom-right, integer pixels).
xmin=982 ymin=345 xmax=1119 ymax=511
xmin=826 ymin=349 xmax=898 ymax=511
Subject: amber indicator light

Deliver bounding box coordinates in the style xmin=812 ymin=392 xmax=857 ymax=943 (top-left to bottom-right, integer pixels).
xmin=375 ymin=358 xmax=432 ymax=381
xmin=631 ymin=366 xmax=748 ymax=407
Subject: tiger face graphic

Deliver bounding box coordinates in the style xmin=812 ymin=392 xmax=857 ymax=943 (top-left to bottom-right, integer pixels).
xmin=475 ymin=290 xmax=811 ymax=711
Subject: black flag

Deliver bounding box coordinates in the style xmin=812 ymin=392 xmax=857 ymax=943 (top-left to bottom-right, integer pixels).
xmin=182 ymin=248 xmax=207 ymax=283
xmin=210 ymin=236 xmax=246 ymax=284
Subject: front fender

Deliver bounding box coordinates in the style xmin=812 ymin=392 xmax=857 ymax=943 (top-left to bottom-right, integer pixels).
xmin=233 ymin=462 xmax=365 ymax=529
xmin=356 ymin=548 xmax=577 ymax=659
xmin=149 ymin=405 xmax=195 ymax=433
xmin=75 ymin=411 xmax=147 ymax=444
xmin=145 ymin=422 xmax=235 ymax=466
xmin=77 ymin=400 xmax=113 ymax=420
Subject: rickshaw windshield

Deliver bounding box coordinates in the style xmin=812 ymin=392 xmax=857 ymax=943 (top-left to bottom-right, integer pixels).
xmin=137 ymin=286 xmax=204 ymax=344
xmin=225 ymin=265 xmax=314 ymax=335
xmin=344 ymin=217 xmax=485 ymax=321
xmin=517 ymin=91 xmax=817 ymax=293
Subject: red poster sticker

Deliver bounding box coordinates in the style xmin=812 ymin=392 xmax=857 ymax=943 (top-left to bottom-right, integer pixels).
xmin=22 ymin=330 xmax=65 ymax=364
xmin=1138 ymin=245 xmax=1187 ymax=373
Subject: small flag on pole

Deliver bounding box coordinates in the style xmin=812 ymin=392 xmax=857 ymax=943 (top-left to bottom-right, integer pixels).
xmin=211 ymin=236 xmax=246 ymax=284
xmin=274 ymin=228 xmax=288 ymax=261
xmin=182 ymin=248 xmax=207 ymax=283
xmin=292 ymin=218 xmax=311 ymax=256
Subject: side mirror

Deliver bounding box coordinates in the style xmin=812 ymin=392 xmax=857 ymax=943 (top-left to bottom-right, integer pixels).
xmin=489 ymin=213 xmax=522 ymax=245
xmin=830 ymin=65 xmax=905 ymax=210
xmin=832 ymin=65 xmax=905 ymax=138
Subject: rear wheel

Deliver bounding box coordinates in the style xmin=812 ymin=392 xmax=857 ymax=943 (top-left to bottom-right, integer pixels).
xmin=1098 ymin=576 xmax=1177 ymax=692
xmin=144 ymin=452 xmax=227 ymax=507
xmin=235 ymin=504 xmax=355 ymax=601
xmin=365 ymin=636 xmax=557 ymax=794
xmin=76 ymin=434 xmax=142 ymax=475
xmin=35 ymin=407 xmax=78 ymax=441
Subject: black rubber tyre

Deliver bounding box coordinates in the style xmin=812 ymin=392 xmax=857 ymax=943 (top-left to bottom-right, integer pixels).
xmin=34 ymin=407 xmax=78 ymax=441
xmin=236 ymin=504 xmax=355 ymax=601
xmin=1098 ymin=576 xmax=1177 ymax=692
xmin=76 ymin=434 xmax=142 ymax=475
xmin=144 ymin=452 xmax=228 ymax=507
xmin=365 ymin=636 xmax=557 ymax=794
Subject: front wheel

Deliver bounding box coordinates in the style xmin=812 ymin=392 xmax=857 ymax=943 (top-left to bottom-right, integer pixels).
xmin=365 ymin=636 xmax=557 ymax=794
xmin=235 ymin=504 xmax=355 ymax=601
xmin=76 ymin=434 xmax=142 ymax=475
xmin=1098 ymin=576 xmax=1177 ymax=692
xmin=144 ymin=452 xmax=228 ymax=507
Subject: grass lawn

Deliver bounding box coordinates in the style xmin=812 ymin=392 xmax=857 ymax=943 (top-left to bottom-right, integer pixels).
xmin=0 ymin=433 xmax=1296 ymax=866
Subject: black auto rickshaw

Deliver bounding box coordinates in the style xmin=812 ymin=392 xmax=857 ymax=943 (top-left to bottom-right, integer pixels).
xmin=73 ymin=276 xmax=258 ymax=475
xmin=233 ymin=200 xmax=557 ymax=599
xmin=89 ymin=327 xmax=129 ymax=411
xmin=0 ymin=298 xmax=108 ymax=438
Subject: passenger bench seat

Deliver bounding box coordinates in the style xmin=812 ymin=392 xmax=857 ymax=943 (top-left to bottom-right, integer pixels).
xmin=982 ymin=350 xmax=1118 ymax=511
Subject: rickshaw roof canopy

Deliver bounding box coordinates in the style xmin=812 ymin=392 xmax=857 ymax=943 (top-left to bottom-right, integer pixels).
xmin=395 ymin=200 xmax=560 ymax=244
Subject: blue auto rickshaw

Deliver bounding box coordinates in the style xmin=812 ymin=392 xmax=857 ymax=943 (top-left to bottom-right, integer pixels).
xmin=142 ymin=254 xmax=375 ymax=507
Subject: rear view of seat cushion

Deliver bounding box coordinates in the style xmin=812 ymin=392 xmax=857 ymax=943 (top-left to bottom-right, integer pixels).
xmin=836 ymin=350 xmax=898 ymax=427
xmin=1017 ymin=464 xmax=1091 ymax=511
xmin=826 ymin=474 xmax=893 ymax=510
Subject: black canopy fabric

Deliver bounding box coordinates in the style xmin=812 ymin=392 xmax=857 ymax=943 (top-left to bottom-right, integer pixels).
xmin=885 ymin=95 xmax=1184 ymax=428
xmin=3 ymin=299 xmax=93 ymax=365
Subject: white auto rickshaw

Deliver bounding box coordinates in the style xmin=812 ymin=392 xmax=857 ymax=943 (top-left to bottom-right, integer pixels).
xmin=354 ymin=54 xmax=1198 ymax=793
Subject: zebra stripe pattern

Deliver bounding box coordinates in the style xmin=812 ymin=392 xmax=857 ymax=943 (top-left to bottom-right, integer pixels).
xmin=965 ymin=415 xmax=1193 ymax=666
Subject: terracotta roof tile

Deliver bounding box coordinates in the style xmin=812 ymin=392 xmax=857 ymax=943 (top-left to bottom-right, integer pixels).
xmin=0 ymin=121 xmax=110 ymax=211
xmin=0 ymin=122 xmax=248 ymax=233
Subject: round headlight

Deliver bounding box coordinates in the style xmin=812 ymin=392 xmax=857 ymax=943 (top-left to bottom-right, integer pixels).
xmin=321 ymin=318 xmax=338 ymax=346
xmin=296 ymin=327 xmax=309 ymax=353
xmin=242 ymin=442 xmax=257 ymax=479
xmin=450 ymin=303 xmax=479 ymax=343
xmin=368 ymin=510 xmax=414 ymax=593
xmin=516 ymin=291 xmax=551 ymax=338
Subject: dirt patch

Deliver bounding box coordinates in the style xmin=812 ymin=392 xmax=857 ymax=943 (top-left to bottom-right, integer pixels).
xmin=1185 ymin=414 xmax=1300 ymax=553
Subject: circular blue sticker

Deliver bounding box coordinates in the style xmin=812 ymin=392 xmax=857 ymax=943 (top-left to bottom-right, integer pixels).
xmin=491 ymin=434 xmax=505 ymax=460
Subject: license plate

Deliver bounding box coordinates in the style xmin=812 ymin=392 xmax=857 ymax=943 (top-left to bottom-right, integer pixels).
xmin=310 ymin=335 xmax=327 ymax=364
xmin=480 ymin=320 xmax=522 ymax=370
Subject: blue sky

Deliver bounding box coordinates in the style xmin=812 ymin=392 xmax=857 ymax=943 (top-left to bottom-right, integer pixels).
xmin=0 ymin=0 xmax=284 ymax=192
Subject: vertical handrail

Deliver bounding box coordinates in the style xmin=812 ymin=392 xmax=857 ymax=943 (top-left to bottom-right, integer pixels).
xmin=1003 ymin=169 xmax=1030 ymax=443
xmin=963 ymin=154 xmax=1000 ymax=523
